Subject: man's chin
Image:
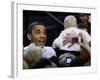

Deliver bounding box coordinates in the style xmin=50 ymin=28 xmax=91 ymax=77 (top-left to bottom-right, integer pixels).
xmin=37 ymin=44 xmax=44 ymax=48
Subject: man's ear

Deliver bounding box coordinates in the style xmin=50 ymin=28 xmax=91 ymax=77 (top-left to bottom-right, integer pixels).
xmin=27 ymin=33 xmax=32 ymax=41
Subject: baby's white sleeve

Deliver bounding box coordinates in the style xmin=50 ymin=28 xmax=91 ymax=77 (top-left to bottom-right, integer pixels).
xmin=52 ymin=38 xmax=59 ymax=48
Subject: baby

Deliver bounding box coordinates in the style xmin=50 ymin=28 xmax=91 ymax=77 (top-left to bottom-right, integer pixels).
xmin=23 ymin=43 xmax=42 ymax=68
xmin=52 ymin=15 xmax=91 ymax=51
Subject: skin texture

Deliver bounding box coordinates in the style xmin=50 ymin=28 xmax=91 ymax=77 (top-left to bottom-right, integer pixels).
xmin=27 ymin=25 xmax=47 ymax=48
xmin=23 ymin=24 xmax=47 ymax=69
xmin=79 ymin=33 xmax=91 ymax=54
xmin=79 ymin=14 xmax=89 ymax=23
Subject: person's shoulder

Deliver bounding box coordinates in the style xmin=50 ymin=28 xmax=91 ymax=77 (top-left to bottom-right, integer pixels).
xmin=24 ymin=46 xmax=28 ymax=51
xmin=42 ymin=46 xmax=56 ymax=57
xmin=43 ymin=46 xmax=56 ymax=53
xmin=79 ymin=29 xmax=90 ymax=36
xmin=79 ymin=29 xmax=91 ymax=42
xmin=24 ymin=44 xmax=32 ymax=51
xmin=79 ymin=29 xmax=85 ymax=32
xmin=43 ymin=46 xmax=54 ymax=50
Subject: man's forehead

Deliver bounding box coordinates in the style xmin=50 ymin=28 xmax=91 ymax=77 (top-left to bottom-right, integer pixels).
xmin=33 ymin=25 xmax=46 ymax=31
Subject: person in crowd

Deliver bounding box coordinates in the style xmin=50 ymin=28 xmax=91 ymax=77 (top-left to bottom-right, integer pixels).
xmin=52 ymin=15 xmax=91 ymax=67
xmin=52 ymin=15 xmax=90 ymax=51
xmin=77 ymin=13 xmax=91 ymax=34
xmin=78 ymin=23 xmax=88 ymax=32
xmin=23 ymin=22 xmax=58 ymax=69
xmin=23 ymin=43 xmax=42 ymax=68
xmin=70 ymin=33 xmax=91 ymax=66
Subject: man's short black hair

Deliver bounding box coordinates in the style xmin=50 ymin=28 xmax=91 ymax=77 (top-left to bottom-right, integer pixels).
xmin=27 ymin=22 xmax=46 ymax=34
xmin=78 ymin=23 xmax=88 ymax=29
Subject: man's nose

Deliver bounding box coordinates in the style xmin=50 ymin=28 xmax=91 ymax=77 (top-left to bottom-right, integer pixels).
xmin=40 ymin=33 xmax=45 ymax=38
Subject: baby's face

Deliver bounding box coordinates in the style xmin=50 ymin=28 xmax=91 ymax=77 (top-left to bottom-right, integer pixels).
xmin=33 ymin=49 xmax=42 ymax=62
xmin=25 ymin=50 xmax=42 ymax=63
xmin=24 ymin=43 xmax=43 ymax=63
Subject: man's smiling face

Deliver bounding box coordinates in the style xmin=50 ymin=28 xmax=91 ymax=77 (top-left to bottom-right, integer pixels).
xmin=29 ymin=25 xmax=47 ymax=48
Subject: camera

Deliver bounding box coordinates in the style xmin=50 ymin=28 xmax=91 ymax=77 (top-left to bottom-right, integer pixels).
xmin=66 ymin=57 xmax=72 ymax=64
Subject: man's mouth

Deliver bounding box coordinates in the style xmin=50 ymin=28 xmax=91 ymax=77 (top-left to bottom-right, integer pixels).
xmin=38 ymin=40 xmax=45 ymax=44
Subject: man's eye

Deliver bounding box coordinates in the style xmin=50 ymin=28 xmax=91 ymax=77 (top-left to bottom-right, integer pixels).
xmin=35 ymin=31 xmax=40 ymax=34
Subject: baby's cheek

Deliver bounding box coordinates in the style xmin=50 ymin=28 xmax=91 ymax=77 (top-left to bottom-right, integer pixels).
xmin=34 ymin=53 xmax=42 ymax=62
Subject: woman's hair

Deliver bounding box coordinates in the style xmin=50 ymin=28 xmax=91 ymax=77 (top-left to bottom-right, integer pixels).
xmin=64 ymin=15 xmax=78 ymax=29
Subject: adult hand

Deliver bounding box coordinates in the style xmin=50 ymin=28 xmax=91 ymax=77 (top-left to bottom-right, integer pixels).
xmin=63 ymin=33 xmax=78 ymax=48
xmin=78 ymin=33 xmax=91 ymax=54
xmin=63 ymin=33 xmax=74 ymax=47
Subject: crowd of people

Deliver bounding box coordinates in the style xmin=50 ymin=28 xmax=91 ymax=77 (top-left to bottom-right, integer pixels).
xmin=23 ymin=14 xmax=91 ymax=69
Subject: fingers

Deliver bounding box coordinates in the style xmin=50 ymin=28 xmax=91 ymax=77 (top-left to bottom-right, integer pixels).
xmin=68 ymin=43 xmax=75 ymax=48
xmin=63 ymin=36 xmax=72 ymax=46
xmin=63 ymin=33 xmax=72 ymax=46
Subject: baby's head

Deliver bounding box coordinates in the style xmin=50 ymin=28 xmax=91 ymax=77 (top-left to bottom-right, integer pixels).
xmin=24 ymin=43 xmax=42 ymax=63
xmin=64 ymin=15 xmax=77 ymax=29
